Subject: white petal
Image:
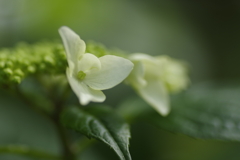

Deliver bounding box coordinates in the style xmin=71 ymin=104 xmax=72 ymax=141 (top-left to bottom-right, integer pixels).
xmin=136 ymin=78 xmax=170 ymax=116
xmin=66 ymin=68 xmax=106 ymax=105
xmin=84 ymin=55 xmax=134 ymax=90
xmin=59 ymin=26 xmax=86 ymax=66
xmin=78 ymin=53 xmax=101 ymax=72
xmin=80 ymin=84 xmax=106 ymax=105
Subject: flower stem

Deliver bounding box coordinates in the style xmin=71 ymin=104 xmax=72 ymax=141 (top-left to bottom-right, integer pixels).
xmin=53 ymin=118 xmax=75 ymax=160
xmin=51 ymin=93 xmax=76 ymax=160
xmin=71 ymin=137 xmax=96 ymax=155
xmin=0 ymin=145 xmax=61 ymax=160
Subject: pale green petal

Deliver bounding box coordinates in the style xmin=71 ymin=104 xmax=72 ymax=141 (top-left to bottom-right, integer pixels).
xmin=78 ymin=53 xmax=101 ymax=72
xmin=143 ymin=60 xmax=161 ymax=79
xmin=156 ymin=56 xmax=189 ymax=93
xmin=59 ymin=26 xmax=86 ymax=67
xmin=136 ymin=78 xmax=170 ymax=116
xmin=84 ymin=55 xmax=134 ymax=90
xmin=125 ymin=61 xmax=146 ymax=87
xmin=80 ymin=84 xmax=106 ymax=105
xmin=130 ymin=53 xmax=161 ymax=78
xmin=68 ymin=60 xmax=75 ymax=72
xmin=66 ymin=68 xmax=106 ymax=105
xmin=129 ymin=53 xmax=154 ymax=61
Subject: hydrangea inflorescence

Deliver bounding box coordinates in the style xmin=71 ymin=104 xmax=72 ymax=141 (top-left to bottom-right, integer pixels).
xmin=0 ymin=29 xmax=189 ymax=115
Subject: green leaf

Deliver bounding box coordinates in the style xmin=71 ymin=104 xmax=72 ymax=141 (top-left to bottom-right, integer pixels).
xmin=61 ymin=106 xmax=132 ymax=160
xmin=117 ymin=96 xmax=152 ymax=123
xmin=117 ymin=83 xmax=240 ymax=141
xmin=146 ymin=84 xmax=240 ymax=141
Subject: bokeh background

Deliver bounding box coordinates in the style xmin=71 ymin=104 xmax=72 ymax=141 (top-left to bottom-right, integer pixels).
xmin=1 ymin=0 xmax=240 ymax=160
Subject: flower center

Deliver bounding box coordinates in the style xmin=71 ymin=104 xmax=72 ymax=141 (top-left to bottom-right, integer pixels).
xmin=77 ymin=71 xmax=86 ymax=80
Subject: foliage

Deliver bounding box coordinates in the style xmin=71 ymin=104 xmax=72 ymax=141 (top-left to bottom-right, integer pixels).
xmin=61 ymin=106 xmax=131 ymax=160
xmin=118 ymin=83 xmax=240 ymax=141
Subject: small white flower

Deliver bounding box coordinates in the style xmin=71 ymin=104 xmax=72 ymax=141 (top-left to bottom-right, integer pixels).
xmin=59 ymin=26 xmax=133 ymax=105
xmin=126 ymin=53 xmax=188 ymax=116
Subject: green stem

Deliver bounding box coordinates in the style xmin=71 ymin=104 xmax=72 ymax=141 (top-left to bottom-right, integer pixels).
xmin=52 ymin=116 xmax=75 ymax=160
xmin=71 ymin=138 xmax=97 ymax=155
xmin=51 ymin=93 xmax=76 ymax=160
xmin=0 ymin=145 xmax=61 ymax=160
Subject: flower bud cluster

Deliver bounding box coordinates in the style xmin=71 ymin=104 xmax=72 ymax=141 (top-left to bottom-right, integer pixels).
xmin=86 ymin=41 xmax=108 ymax=57
xmin=0 ymin=42 xmax=66 ymax=85
xmin=86 ymin=41 xmax=127 ymax=58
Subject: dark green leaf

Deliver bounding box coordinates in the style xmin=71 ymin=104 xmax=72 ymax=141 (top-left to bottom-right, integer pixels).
xmin=61 ymin=106 xmax=131 ymax=160
xmin=117 ymin=97 xmax=152 ymax=123
xmin=146 ymin=84 xmax=240 ymax=141
xmin=117 ymin=83 xmax=240 ymax=141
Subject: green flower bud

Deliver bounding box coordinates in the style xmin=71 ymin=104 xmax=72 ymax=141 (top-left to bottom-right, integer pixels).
xmin=44 ymin=56 xmax=55 ymax=65
xmin=5 ymin=61 xmax=13 ymax=67
xmin=11 ymin=76 xmax=22 ymax=84
xmin=27 ymin=66 xmax=36 ymax=73
xmin=14 ymin=69 xmax=24 ymax=77
xmin=0 ymin=62 xmax=5 ymax=68
xmin=3 ymin=68 xmax=13 ymax=76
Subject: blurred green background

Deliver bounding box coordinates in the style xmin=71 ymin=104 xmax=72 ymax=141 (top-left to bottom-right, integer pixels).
xmin=1 ymin=0 xmax=240 ymax=160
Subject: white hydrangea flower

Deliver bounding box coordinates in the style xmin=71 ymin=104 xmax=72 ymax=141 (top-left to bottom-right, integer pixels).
xmin=59 ymin=26 xmax=133 ymax=105
xmin=126 ymin=53 xmax=188 ymax=116
xmin=157 ymin=56 xmax=189 ymax=94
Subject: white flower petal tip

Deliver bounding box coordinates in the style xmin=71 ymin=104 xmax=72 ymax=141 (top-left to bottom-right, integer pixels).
xmin=138 ymin=79 xmax=170 ymax=116
xmin=59 ymin=26 xmax=134 ymax=105
xmin=58 ymin=26 xmax=86 ymax=66
xmin=126 ymin=53 xmax=189 ymax=116
xmin=149 ymin=99 xmax=170 ymax=116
